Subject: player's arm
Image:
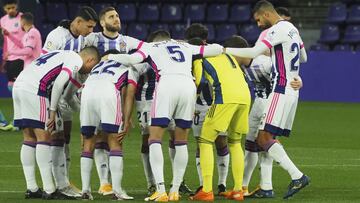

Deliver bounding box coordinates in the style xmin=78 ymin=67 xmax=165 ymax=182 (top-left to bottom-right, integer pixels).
xmin=61 ymin=82 xmax=82 ymax=112
xmin=300 ymin=43 xmax=307 ymax=63
xmin=118 ymin=72 xmax=137 ymax=142
xmin=3 ymin=31 xmax=23 ymax=48
xmin=225 ymin=42 xmax=269 ymax=59
xmin=8 ymin=33 xmax=37 ymax=57
xmin=47 ymin=69 xmax=72 ymax=132
xmin=191 ymin=43 xmax=223 ymax=58
xmin=108 ymin=44 xmax=149 ymax=66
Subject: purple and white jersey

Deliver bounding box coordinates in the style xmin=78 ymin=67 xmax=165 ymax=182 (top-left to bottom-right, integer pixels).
xmin=136 ymin=40 xmax=209 ymax=80
xmin=85 ymin=32 xmax=142 ymax=55
xmin=134 ymin=63 xmax=155 ymax=101
xmin=261 ymin=20 xmax=304 ymax=96
xmin=243 ymin=55 xmax=272 ymax=99
xmin=14 ymin=50 xmax=83 ymax=98
xmin=86 ymin=60 xmax=141 ymax=91
xmin=42 ymin=21 xmax=85 ymax=54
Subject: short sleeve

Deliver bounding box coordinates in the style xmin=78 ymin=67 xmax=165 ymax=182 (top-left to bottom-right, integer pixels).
xmin=262 ymin=26 xmax=287 ymax=49
xmin=134 ymin=42 xmax=151 ymax=60
xmin=127 ymin=68 xmax=138 ymax=87
xmin=84 ymin=32 xmax=97 ymax=47
xmin=42 ymin=28 xmax=61 ymax=53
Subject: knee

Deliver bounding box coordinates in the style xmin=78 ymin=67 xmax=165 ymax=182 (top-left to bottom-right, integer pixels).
xmin=215 ymin=136 xmax=227 ymax=149
xmin=256 ymin=132 xmax=273 ymax=149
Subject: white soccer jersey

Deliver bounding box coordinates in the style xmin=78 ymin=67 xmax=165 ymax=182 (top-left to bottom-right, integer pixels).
xmin=261 ymin=20 xmax=304 ymax=96
xmin=84 ymin=32 xmax=142 ymax=55
xmin=42 ymin=22 xmax=85 ymax=54
xmin=137 ymin=40 xmax=209 ymax=79
xmin=243 ymin=55 xmax=272 ymax=99
xmin=86 ymin=60 xmax=141 ymax=89
xmin=14 ymin=50 xmax=83 ymax=98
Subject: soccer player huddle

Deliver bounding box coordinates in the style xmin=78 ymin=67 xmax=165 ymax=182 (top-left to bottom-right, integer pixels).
xmin=13 ymin=0 xmax=310 ymax=201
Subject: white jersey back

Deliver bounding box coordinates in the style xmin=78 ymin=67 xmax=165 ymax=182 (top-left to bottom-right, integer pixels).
xmin=243 ymin=55 xmax=272 ymax=99
xmin=42 ymin=22 xmax=85 ymax=54
xmin=140 ymin=40 xmax=204 ymax=79
xmin=86 ymin=60 xmax=143 ymax=90
xmin=84 ymin=32 xmax=142 ymax=55
xmin=261 ymin=20 xmax=304 ymax=96
xmin=14 ymin=50 xmax=83 ymax=97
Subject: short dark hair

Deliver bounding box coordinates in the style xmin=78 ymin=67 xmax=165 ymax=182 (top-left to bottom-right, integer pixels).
xmin=81 ymin=46 xmax=100 ymax=62
xmin=21 ymin=12 xmax=34 ymax=24
xmin=253 ymin=0 xmax=275 ymax=14
xmin=148 ymin=30 xmax=171 ymax=42
xmin=2 ymin=0 xmax=17 ymax=7
xmin=185 ymin=23 xmax=208 ymax=41
xmin=223 ymin=36 xmax=249 ymax=48
xmin=187 ymin=37 xmax=205 ymax=46
xmin=276 ymin=7 xmax=291 ymax=17
xmin=99 ymin=6 xmax=116 ymax=20
xmin=76 ymin=6 xmax=98 ymax=22
xmin=102 ymin=49 xmax=121 ymax=58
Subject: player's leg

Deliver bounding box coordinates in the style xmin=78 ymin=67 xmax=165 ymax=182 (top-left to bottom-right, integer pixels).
xmin=168 ymin=125 xmax=176 ymax=165
xmin=192 ymin=109 xmax=203 ymax=187
xmin=94 ymin=132 xmax=112 ymax=195
xmin=223 ymin=104 xmax=249 ymax=201
xmin=21 ymin=128 xmax=43 ymax=198
xmin=0 ymin=109 xmax=14 ymax=131
xmin=191 ymin=104 xmax=234 ymax=201
xmin=243 ymin=97 xmax=265 ymax=195
xmin=79 ymin=85 xmax=101 ymax=200
xmin=13 ymin=86 xmax=42 ymax=198
xmin=136 ymin=100 xmax=156 ymax=194
xmin=63 ymin=120 xmax=72 ymax=178
xmin=214 ymin=135 xmax=229 ymax=195
xmin=257 ymin=93 xmax=309 ymax=199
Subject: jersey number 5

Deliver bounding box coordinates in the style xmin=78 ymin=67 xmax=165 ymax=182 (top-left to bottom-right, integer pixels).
xmin=290 ymin=43 xmax=300 ymax=71
xmin=166 ymin=46 xmax=185 ymax=62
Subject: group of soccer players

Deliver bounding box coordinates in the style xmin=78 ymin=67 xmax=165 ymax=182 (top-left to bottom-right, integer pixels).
xmin=12 ymin=0 xmax=310 ymax=201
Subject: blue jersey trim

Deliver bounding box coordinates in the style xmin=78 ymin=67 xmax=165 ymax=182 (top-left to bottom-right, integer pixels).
xmin=202 ymin=59 xmax=223 ymax=104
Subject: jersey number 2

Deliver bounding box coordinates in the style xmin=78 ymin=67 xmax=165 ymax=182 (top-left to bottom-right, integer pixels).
xmin=290 ymin=43 xmax=300 ymax=71
xmin=166 ymin=46 xmax=185 ymax=62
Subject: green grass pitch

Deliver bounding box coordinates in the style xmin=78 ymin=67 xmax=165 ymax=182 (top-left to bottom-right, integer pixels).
xmin=0 ymin=98 xmax=360 ymax=202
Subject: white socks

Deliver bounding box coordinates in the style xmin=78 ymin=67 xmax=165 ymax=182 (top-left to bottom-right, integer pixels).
xmin=36 ymin=142 xmax=55 ymax=194
xmin=109 ymin=151 xmax=124 ymax=194
xmin=170 ymin=142 xmax=188 ymax=193
xmin=259 ymin=152 xmax=273 ymax=190
xmin=141 ymin=152 xmax=155 ymax=187
xmin=149 ymin=142 xmax=165 ymax=193
xmin=81 ymin=151 xmax=93 ymax=192
xmin=267 ymin=142 xmax=303 ymax=180
xmin=243 ymin=150 xmax=259 ymax=187
xmin=21 ymin=142 xmax=38 ymax=192
xmin=64 ymin=143 xmax=70 ymax=179
xmin=168 ymin=140 xmax=175 ymax=165
xmin=195 ymin=149 xmax=203 ymax=186
xmin=51 ymin=140 xmax=69 ymax=189
xmin=94 ymin=142 xmax=110 ymax=186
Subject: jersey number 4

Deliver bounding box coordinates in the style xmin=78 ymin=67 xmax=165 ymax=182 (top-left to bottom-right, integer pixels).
xmin=35 ymin=52 xmax=60 ymax=66
xmin=166 ymin=46 xmax=185 ymax=62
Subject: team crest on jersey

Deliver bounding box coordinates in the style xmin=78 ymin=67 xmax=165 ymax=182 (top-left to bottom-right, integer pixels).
xmin=46 ymin=41 xmax=53 ymax=49
xmin=120 ymin=41 xmax=126 ymax=51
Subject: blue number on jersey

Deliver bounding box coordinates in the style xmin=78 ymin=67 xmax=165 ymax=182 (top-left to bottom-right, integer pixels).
xmin=90 ymin=61 xmax=121 ymax=76
xmin=35 ymin=52 xmax=60 ymax=66
xmin=290 ymin=43 xmax=300 ymax=71
xmin=166 ymin=45 xmax=185 ymax=62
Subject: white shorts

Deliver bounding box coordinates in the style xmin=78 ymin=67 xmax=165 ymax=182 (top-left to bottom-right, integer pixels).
xmin=246 ymin=97 xmax=268 ymax=141
xmin=136 ymin=100 xmax=175 ymax=135
xmin=150 ymin=76 xmax=196 ymax=129
xmin=192 ymin=104 xmax=227 ymax=138
xmin=259 ymin=92 xmax=298 ymax=137
xmin=13 ymin=87 xmax=49 ymax=129
xmin=80 ymin=81 xmax=122 ymax=138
